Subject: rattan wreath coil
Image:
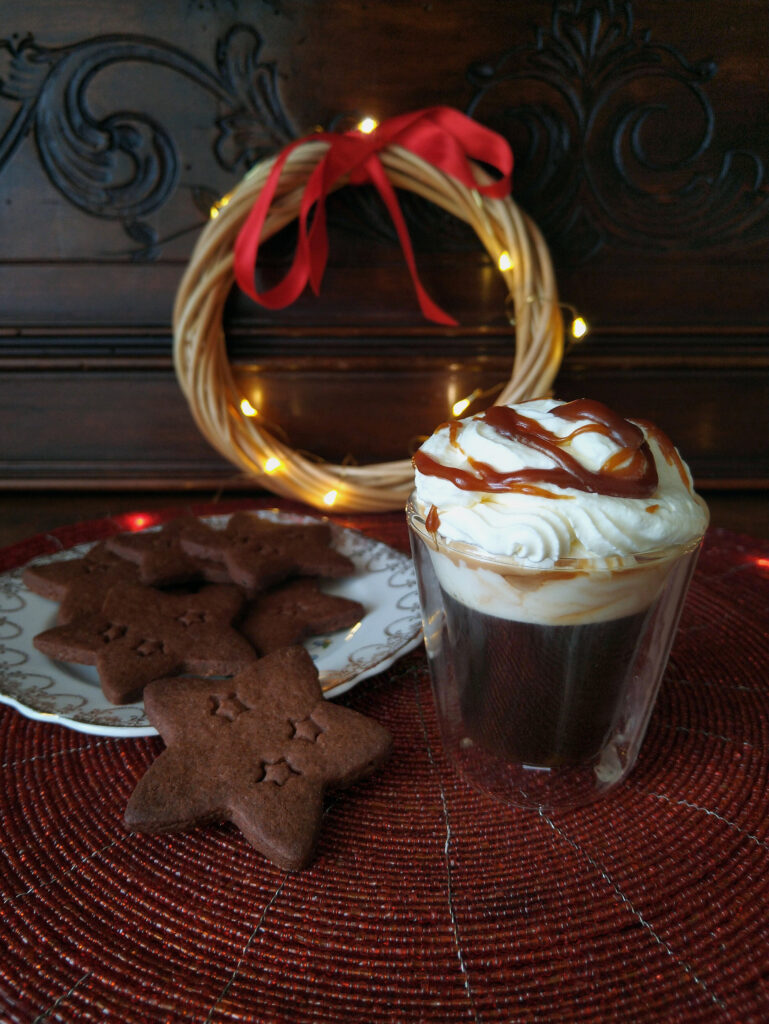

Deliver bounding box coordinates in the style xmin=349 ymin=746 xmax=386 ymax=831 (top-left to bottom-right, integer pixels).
xmin=172 ymin=139 xmax=565 ymax=512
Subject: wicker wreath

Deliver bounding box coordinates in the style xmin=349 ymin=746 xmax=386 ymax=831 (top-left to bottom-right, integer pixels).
xmin=172 ymin=138 xmax=565 ymax=512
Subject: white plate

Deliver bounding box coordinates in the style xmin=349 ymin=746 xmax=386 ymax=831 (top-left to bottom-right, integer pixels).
xmin=0 ymin=511 xmax=423 ymax=737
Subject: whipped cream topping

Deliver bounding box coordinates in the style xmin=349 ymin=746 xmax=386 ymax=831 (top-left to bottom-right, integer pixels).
xmin=413 ymin=398 xmax=708 ymax=565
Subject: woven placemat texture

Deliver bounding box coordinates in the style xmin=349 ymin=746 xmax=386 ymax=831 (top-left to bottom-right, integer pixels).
xmin=1 ymin=505 xmax=767 ymax=1023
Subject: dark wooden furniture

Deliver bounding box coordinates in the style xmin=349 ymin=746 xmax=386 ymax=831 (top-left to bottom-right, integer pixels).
xmin=1 ymin=1 xmax=767 ymax=505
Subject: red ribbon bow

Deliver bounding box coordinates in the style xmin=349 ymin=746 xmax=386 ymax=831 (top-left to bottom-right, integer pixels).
xmin=233 ymin=107 xmax=513 ymax=327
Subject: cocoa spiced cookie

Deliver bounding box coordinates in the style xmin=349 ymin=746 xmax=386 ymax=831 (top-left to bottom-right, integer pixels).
xmin=32 ymin=582 xmax=256 ymax=705
xmin=124 ymin=646 xmax=392 ymax=870
xmin=105 ymin=517 xmax=232 ymax=587
xmin=22 ymin=543 xmax=142 ymax=624
xmin=239 ymin=579 xmax=364 ymax=654
xmin=180 ymin=512 xmax=355 ymax=596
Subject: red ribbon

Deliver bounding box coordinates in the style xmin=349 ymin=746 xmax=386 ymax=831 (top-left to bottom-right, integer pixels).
xmin=233 ymin=107 xmax=513 ymax=327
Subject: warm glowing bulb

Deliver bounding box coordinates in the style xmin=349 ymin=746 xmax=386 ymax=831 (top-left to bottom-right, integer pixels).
xmin=264 ymin=457 xmax=282 ymax=474
xmin=497 ymin=251 xmax=513 ymax=272
xmin=452 ymin=388 xmax=479 ymax=417
xmin=358 ymin=116 xmax=378 ymax=134
xmin=209 ymin=193 xmax=231 ymax=220
xmin=323 ymin=489 xmax=338 ymax=506
xmin=240 ymin=398 xmax=258 ymax=417
xmin=124 ymin=513 xmax=154 ymax=531
xmin=571 ymin=316 xmax=588 ymax=339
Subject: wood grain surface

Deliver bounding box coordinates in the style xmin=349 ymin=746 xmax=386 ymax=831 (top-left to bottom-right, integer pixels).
xmin=1 ymin=0 xmax=766 ymax=489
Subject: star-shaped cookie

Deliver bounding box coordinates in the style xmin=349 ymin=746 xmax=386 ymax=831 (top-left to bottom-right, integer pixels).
xmin=22 ymin=542 xmax=142 ymax=624
xmin=179 ymin=512 xmax=355 ymax=596
xmin=123 ymin=646 xmax=392 ymax=870
xmin=32 ymin=582 xmax=256 ymax=705
xmin=105 ymin=517 xmax=232 ymax=587
xmin=239 ymin=578 xmax=364 ymax=654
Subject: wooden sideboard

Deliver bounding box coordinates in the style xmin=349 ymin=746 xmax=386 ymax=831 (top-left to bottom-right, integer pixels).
xmin=1 ymin=0 xmax=767 ymax=495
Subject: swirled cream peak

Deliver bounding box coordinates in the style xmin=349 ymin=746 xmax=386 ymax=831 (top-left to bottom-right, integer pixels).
xmin=413 ymin=397 xmax=708 ymax=563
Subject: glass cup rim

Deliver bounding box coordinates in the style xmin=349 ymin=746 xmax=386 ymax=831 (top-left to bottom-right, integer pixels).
xmin=406 ymin=493 xmax=705 ymax=573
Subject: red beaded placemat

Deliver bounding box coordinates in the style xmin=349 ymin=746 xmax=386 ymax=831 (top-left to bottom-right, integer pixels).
xmin=1 ymin=503 xmax=768 ymax=1023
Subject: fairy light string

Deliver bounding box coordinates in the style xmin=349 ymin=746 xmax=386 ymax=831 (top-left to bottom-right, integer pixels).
xmin=173 ymin=108 xmax=567 ymax=512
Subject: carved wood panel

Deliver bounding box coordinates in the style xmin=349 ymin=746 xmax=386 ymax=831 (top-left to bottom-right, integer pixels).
xmin=0 ymin=0 xmax=767 ymax=487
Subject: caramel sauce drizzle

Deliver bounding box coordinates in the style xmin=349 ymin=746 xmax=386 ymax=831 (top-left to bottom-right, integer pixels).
xmin=634 ymin=418 xmax=691 ymax=491
xmin=600 ymin=448 xmax=646 ymax=478
xmin=413 ymin=399 xmax=659 ymax=499
xmin=425 ymin=505 xmax=441 ymax=532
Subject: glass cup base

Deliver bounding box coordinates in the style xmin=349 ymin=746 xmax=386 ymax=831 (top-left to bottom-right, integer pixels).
xmin=444 ymin=732 xmax=630 ymax=812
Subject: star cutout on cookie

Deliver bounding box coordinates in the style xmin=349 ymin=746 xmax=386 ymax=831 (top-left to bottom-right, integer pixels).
xmin=105 ymin=517 xmax=232 ymax=587
xmin=211 ymin=693 xmax=250 ymax=721
xmin=179 ymin=512 xmax=355 ymax=595
xmin=238 ymin=578 xmax=364 ymax=654
xmin=123 ymin=646 xmax=392 ymax=871
xmin=258 ymin=758 xmax=301 ymax=787
xmin=22 ymin=542 xmax=142 ymax=624
xmin=32 ymin=582 xmax=256 ymax=705
xmin=290 ymin=715 xmax=324 ymax=743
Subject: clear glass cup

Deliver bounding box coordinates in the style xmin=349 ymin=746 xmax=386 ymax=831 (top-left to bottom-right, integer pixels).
xmin=406 ymin=494 xmax=706 ymax=811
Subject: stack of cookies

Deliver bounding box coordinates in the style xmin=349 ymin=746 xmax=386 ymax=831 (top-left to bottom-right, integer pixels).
xmin=24 ymin=513 xmax=393 ymax=870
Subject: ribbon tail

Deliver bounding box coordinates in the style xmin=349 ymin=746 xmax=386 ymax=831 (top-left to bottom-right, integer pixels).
xmin=307 ymin=188 xmax=329 ymax=297
xmin=233 ymin=149 xmax=293 ymax=302
xmin=364 ymin=156 xmax=457 ymax=327
xmin=233 ymin=139 xmax=332 ymax=310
